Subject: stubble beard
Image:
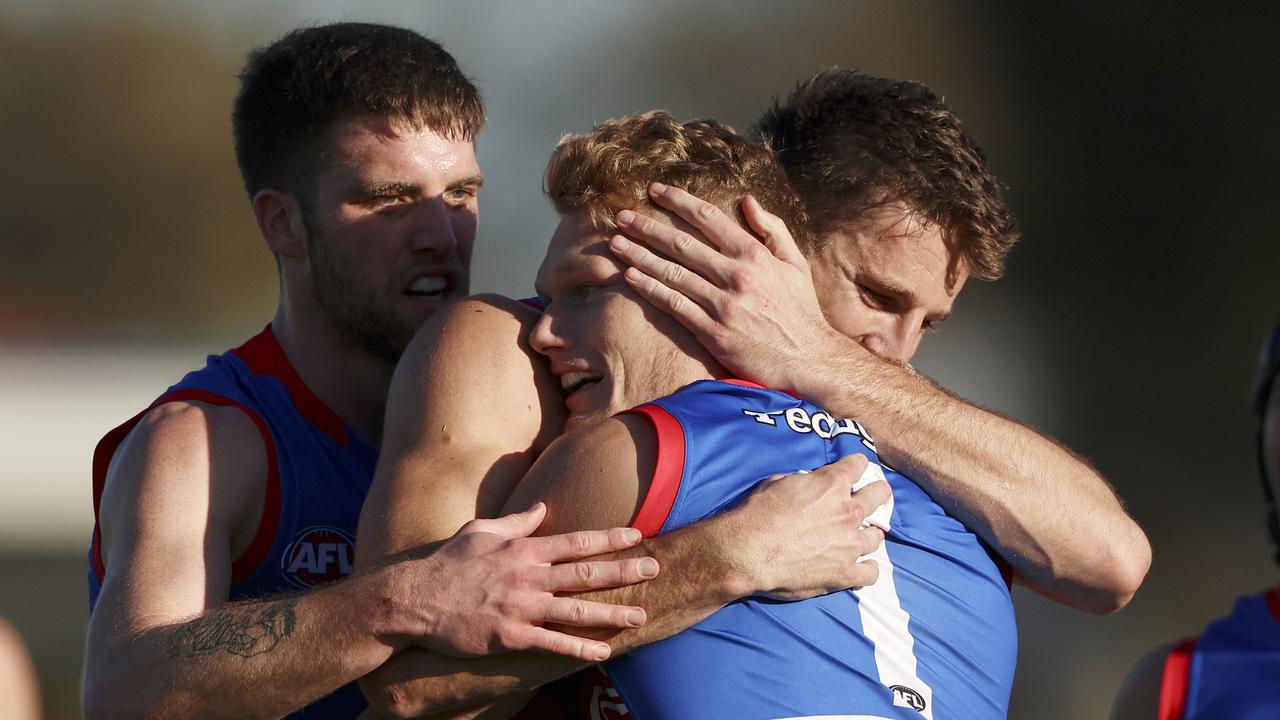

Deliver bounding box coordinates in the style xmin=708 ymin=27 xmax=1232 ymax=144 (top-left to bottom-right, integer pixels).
xmin=304 ymin=217 xmax=414 ymax=365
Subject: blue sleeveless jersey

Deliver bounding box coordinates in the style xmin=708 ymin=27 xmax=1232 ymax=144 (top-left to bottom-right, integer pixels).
xmin=1160 ymin=586 xmax=1280 ymax=719
xmin=603 ymin=380 xmax=1016 ymax=720
xmin=88 ymin=325 xmax=376 ymax=718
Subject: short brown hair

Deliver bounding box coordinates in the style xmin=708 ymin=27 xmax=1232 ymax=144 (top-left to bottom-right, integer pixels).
xmin=232 ymin=22 xmax=484 ymax=200
xmin=545 ymin=111 xmax=813 ymax=251
xmin=756 ymin=69 xmax=1018 ymax=283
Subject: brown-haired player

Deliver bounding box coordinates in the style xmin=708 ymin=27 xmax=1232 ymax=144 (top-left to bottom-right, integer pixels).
xmin=609 ymin=69 xmax=1152 ymax=614
xmin=83 ymin=26 xmax=883 ymax=719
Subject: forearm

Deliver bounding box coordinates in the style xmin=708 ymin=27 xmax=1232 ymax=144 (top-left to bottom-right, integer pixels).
xmin=363 ymin=515 xmax=745 ymax=717
xmin=799 ymin=336 xmax=1150 ymax=612
xmin=84 ymin=571 xmax=398 ymax=720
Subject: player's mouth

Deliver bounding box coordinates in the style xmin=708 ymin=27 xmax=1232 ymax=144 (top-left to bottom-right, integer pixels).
xmin=560 ymin=370 xmax=603 ymax=398
xmin=405 ymin=274 xmax=454 ymax=300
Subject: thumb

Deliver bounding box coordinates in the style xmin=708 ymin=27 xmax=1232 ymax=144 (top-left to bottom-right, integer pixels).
xmin=743 ymin=194 xmax=809 ymax=269
xmin=465 ymin=502 xmax=547 ymax=539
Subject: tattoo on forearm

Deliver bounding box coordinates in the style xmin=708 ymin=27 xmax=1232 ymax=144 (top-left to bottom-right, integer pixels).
xmin=168 ymin=598 xmax=299 ymax=658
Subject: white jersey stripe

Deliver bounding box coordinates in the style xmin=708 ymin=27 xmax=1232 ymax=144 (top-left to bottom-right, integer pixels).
xmin=852 ymin=463 xmax=935 ymax=719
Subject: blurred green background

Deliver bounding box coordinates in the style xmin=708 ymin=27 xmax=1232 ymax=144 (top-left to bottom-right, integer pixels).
xmin=1 ymin=2 xmax=1276 ymax=718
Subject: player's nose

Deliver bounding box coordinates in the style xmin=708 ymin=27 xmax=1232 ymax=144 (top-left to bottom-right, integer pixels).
xmin=408 ymin=200 xmax=459 ymax=254
xmin=857 ymin=327 xmax=916 ymax=365
xmin=528 ymin=309 xmax=567 ymax=357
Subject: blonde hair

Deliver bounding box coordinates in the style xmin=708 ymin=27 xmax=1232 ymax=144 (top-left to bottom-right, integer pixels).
xmin=545 ymin=111 xmax=814 ymax=252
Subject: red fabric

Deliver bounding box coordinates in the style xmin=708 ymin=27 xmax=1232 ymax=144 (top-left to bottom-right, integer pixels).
xmin=625 ymin=404 xmax=686 ymax=538
xmin=233 ymin=325 xmax=348 ymax=448
xmin=1158 ymin=637 xmax=1198 ymax=720
xmin=1266 ymin=585 xmax=1280 ymax=624
xmin=90 ymin=389 xmax=282 ymax=587
xmin=996 ymin=558 xmax=1014 ymax=592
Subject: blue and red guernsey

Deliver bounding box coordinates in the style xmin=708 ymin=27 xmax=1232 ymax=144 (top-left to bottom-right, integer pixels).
xmin=87 ymin=325 xmax=375 ymax=719
xmin=603 ymin=379 xmax=1017 ymax=720
xmin=1157 ymin=586 xmax=1280 ymax=720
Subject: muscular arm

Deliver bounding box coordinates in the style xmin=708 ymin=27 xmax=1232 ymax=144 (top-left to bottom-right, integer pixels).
xmin=608 ymin=184 xmax=1151 ymax=614
xmin=357 ymin=295 xmax=567 ymax=562
xmin=86 ymin=395 xmax=654 ymax=720
xmin=83 ymin=401 xmax=404 ymax=719
xmin=362 ymin=418 xmax=885 ymax=719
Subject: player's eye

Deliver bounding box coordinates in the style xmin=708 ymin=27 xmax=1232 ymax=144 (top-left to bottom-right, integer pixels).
xmin=445 ymin=186 xmax=477 ymax=204
xmin=858 ymin=284 xmax=894 ymax=310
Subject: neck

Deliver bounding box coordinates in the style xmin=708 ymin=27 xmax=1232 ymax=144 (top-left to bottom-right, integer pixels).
xmin=269 ymin=303 xmax=396 ymax=447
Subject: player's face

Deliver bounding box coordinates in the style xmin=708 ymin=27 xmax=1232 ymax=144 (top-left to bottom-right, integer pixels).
xmin=531 ymin=210 xmax=714 ymax=429
xmin=809 ymin=202 xmax=967 ymax=365
xmin=302 ymin=115 xmax=482 ymax=362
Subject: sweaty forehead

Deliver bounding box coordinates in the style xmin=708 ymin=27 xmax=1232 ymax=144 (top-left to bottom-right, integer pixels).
xmin=317 ymin=115 xmax=476 ymax=176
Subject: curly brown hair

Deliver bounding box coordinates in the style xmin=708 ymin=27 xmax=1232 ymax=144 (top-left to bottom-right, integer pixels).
xmin=545 ymin=111 xmax=814 ymax=252
xmin=232 ymin=23 xmax=484 ymax=200
xmin=755 ymin=70 xmax=1018 ymax=284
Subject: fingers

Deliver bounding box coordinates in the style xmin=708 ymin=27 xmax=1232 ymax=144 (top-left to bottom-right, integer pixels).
xmin=510 ymin=626 xmax=613 ymax=662
xmin=618 ymin=263 xmax=718 ymax=337
xmin=645 ymin=183 xmax=757 ymax=255
xmin=848 ymin=557 xmax=881 ymax=589
xmin=538 ymin=556 xmax=660 ymax=592
xmin=826 ymin=452 xmax=870 ymax=476
xmin=614 ymin=210 xmax=734 ymax=286
xmin=540 ymin=596 xmax=649 ymax=629
xmin=463 ymin=502 xmax=546 ymax=539
xmin=742 ymin=194 xmax=809 ymax=269
xmin=526 ymin=526 xmax=645 ymax=563
xmin=608 ymin=232 xmax=723 ymax=309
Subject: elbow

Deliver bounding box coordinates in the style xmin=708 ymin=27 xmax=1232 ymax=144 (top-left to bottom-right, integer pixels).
xmin=1085 ymin=529 xmax=1153 ymax=615
xmin=82 ymin=675 xmax=151 ymax=720
xmin=83 ymin=663 xmax=185 ymax=720
xmin=359 ymin=674 xmax=422 ymax=720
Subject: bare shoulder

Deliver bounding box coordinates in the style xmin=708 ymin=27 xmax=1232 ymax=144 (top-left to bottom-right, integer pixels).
xmin=503 ymin=414 xmax=657 ymax=534
xmin=1110 ymin=641 xmax=1180 ymax=720
xmin=362 ymin=296 xmax=561 ymax=558
xmin=386 ymin=294 xmax=562 ymax=452
xmin=401 ymin=294 xmax=543 ymax=377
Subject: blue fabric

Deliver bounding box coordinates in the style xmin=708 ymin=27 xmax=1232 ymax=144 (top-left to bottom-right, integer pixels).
xmin=607 ymin=380 xmax=1016 ymax=720
xmin=1186 ymin=588 xmax=1280 ymax=719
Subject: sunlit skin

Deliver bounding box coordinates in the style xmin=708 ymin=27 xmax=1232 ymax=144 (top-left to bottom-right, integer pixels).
xmin=809 ymin=202 xmax=968 ymax=365
xmin=299 ymin=115 xmax=483 ymax=362
xmin=531 ymin=209 xmax=723 ymax=428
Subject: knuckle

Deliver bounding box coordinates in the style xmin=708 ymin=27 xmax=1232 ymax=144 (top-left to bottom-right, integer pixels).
xmin=663 ymin=263 xmax=687 ymax=285
xmin=725 ymin=267 xmax=751 ymax=291
xmin=575 ymin=561 xmax=598 ymax=583
xmin=696 ymin=201 xmax=720 ymax=220
xmin=672 ymin=232 xmax=696 ymax=255
xmin=567 ymin=531 xmax=592 ymax=554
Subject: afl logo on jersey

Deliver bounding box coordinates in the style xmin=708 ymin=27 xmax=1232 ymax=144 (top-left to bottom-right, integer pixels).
xmin=890 ymin=684 xmax=927 ymax=712
xmin=281 ymin=526 xmax=355 ymax=588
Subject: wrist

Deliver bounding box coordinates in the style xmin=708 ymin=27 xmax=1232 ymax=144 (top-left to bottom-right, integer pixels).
xmin=702 ymin=506 xmax=767 ymax=601
xmin=360 ymin=560 xmax=428 ymax=654
xmin=789 ymin=327 xmax=865 ymax=402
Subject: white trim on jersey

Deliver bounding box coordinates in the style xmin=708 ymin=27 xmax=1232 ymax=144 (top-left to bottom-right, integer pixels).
xmin=852 ymin=462 xmax=934 ymax=719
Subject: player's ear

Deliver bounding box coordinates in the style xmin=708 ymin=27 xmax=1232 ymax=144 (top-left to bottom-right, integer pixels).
xmin=253 ymin=188 xmax=308 ymax=260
